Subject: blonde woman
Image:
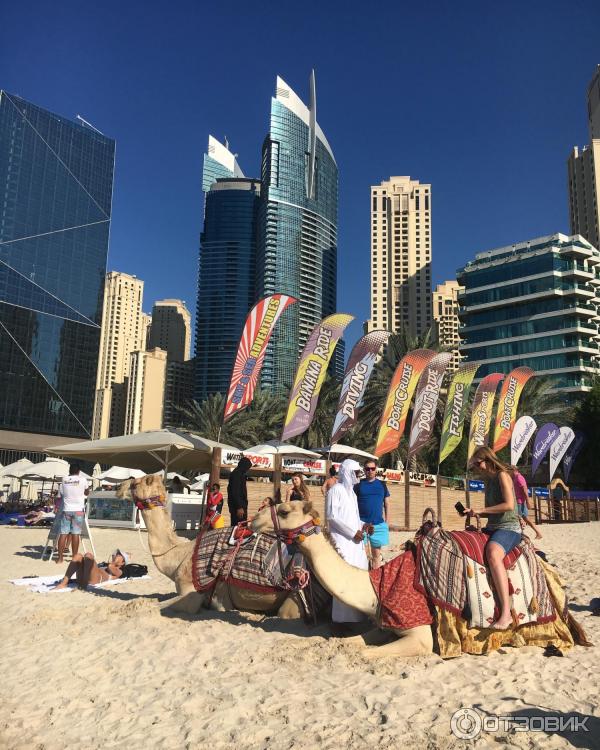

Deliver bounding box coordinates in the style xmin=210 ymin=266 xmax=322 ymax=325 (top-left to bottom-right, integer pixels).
xmin=285 ymin=473 xmax=310 ymax=503
xmin=468 ymin=446 xmax=522 ymax=630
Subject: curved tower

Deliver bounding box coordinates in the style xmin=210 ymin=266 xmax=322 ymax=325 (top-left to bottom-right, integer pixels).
xmin=257 ymin=72 xmax=339 ymax=392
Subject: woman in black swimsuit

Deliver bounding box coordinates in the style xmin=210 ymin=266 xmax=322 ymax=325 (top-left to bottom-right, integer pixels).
xmin=285 ymin=473 xmax=310 ymax=503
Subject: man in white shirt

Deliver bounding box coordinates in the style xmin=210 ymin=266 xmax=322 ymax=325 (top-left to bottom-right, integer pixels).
xmin=57 ymin=463 xmax=89 ymax=563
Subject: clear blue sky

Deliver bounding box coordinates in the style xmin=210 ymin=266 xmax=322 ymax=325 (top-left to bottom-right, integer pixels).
xmin=2 ymin=0 xmax=599 ymax=349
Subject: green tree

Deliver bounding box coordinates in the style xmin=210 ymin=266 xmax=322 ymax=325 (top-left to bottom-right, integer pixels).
xmin=571 ymin=377 xmax=600 ymax=488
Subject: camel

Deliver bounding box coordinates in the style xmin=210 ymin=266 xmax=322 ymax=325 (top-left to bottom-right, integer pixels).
xmin=251 ymin=498 xmax=588 ymax=658
xmin=117 ymin=474 xmax=306 ymax=618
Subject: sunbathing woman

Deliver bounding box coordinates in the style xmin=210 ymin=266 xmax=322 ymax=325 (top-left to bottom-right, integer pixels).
xmin=467 ymin=446 xmax=523 ymax=630
xmin=54 ymin=549 xmax=129 ymax=590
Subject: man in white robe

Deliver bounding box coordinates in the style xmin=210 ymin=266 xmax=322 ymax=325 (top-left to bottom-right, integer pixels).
xmin=325 ymin=458 xmax=368 ymax=625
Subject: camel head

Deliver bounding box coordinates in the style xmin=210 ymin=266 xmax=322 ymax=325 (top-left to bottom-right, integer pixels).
xmin=117 ymin=474 xmax=167 ymax=510
xmin=251 ymin=500 xmax=321 ymax=543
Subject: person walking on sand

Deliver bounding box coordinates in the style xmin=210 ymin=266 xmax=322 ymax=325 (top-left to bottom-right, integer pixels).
xmin=325 ymin=459 xmax=368 ymax=632
xmin=512 ymin=468 xmax=542 ymax=540
xmin=467 ymin=446 xmax=523 ymax=630
xmin=56 ymin=463 xmax=89 ymax=564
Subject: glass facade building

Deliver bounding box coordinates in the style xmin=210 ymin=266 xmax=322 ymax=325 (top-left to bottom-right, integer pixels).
xmin=196 ymin=177 xmax=260 ymax=399
xmin=457 ymin=233 xmax=600 ymax=395
xmin=257 ymin=74 xmax=339 ymax=391
xmin=0 ymin=92 xmax=115 ymax=438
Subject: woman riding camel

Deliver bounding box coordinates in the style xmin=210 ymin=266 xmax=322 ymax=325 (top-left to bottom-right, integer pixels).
xmin=467 ymin=446 xmax=522 ymax=630
xmin=285 ymin=473 xmax=310 ymax=503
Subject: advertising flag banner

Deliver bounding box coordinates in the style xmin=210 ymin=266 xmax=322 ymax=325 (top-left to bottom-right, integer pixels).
xmin=439 ymin=362 xmax=479 ymax=465
xmin=549 ymin=426 xmax=575 ymax=481
xmin=531 ymin=423 xmax=560 ymax=476
xmin=563 ymin=431 xmax=585 ymax=482
xmin=374 ymin=349 xmax=436 ymax=457
xmin=330 ymin=330 xmax=390 ymax=444
xmin=492 ymin=367 xmax=535 ymax=452
xmin=467 ymin=373 xmax=504 ymax=460
xmin=510 ymin=415 xmax=537 ymax=466
xmin=408 ymin=352 xmax=453 ymax=458
xmin=224 ymin=295 xmax=297 ymax=421
xmin=281 ymin=313 xmax=354 ymax=442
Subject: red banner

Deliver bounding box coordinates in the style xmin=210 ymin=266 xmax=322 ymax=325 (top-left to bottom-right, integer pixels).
xmin=224 ymin=295 xmax=296 ymax=421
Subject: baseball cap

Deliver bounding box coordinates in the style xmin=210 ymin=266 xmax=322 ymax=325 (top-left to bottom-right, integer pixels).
xmin=112 ymin=549 xmax=130 ymax=565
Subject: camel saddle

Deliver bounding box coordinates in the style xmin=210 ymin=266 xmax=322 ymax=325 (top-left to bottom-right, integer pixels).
xmin=415 ymin=527 xmax=556 ymax=630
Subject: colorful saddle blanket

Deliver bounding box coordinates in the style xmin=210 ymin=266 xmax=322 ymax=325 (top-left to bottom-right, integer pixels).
xmin=415 ymin=528 xmax=556 ymax=629
xmin=192 ymin=527 xmax=301 ymax=594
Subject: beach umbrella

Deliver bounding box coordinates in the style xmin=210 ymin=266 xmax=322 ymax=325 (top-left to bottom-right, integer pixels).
xmin=244 ymin=440 xmax=321 ymax=459
xmin=0 ymin=458 xmax=34 ymax=478
xmin=166 ymin=472 xmax=190 ymax=483
xmin=315 ymin=443 xmax=378 ymax=461
xmin=47 ymin=428 xmax=239 ymax=474
xmin=96 ymin=466 xmax=146 ymax=483
xmin=15 ymin=458 xmax=70 ymax=480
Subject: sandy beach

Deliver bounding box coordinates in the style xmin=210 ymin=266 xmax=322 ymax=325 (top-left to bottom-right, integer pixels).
xmin=0 ymin=522 xmax=598 ymax=750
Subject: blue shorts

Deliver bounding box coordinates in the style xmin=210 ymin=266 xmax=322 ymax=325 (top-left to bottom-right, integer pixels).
xmin=518 ymin=503 xmax=529 ymax=518
xmin=366 ymin=521 xmax=389 ymax=549
xmin=484 ymin=527 xmax=522 ymax=555
xmin=60 ymin=511 xmax=84 ymax=535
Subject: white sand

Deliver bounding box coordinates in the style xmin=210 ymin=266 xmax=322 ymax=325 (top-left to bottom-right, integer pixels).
xmin=0 ymin=523 xmax=598 ymax=749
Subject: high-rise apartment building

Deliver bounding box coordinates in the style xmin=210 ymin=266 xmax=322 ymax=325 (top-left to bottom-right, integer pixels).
xmin=141 ymin=312 xmax=152 ymax=350
xmin=457 ymin=233 xmax=600 ymax=396
xmin=124 ymin=348 xmax=167 ymax=434
xmin=0 ymin=92 xmax=115 ymax=450
xmin=432 ymin=280 xmax=463 ymax=373
xmin=367 ymin=177 xmax=432 ymax=339
xmin=92 ymin=272 xmax=145 ymax=439
xmin=567 ymin=65 xmax=600 ymax=251
xmin=196 ymin=177 xmax=260 ymax=399
xmin=147 ymin=299 xmax=191 ymax=363
xmin=257 ymin=73 xmax=339 ymax=390
xmin=195 ymin=72 xmax=340 ymax=399
xmin=163 ymin=359 xmax=194 ymax=427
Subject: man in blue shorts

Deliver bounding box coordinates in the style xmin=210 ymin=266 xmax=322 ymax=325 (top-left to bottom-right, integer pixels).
xmin=354 ymin=461 xmax=390 ymax=568
xmin=57 ymin=463 xmax=89 ymax=564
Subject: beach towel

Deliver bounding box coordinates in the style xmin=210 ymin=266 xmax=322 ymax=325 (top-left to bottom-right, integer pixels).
xmin=9 ymin=574 xmax=151 ymax=593
xmin=369 ymin=549 xmax=433 ymax=630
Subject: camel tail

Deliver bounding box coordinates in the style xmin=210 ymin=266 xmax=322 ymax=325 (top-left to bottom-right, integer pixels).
xmin=567 ymin=611 xmax=593 ymax=647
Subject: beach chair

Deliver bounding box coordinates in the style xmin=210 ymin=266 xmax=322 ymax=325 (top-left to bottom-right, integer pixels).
xmin=40 ymin=513 xmax=96 ymax=561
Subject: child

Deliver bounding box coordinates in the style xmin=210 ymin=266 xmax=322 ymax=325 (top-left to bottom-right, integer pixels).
xmin=205 ymin=483 xmax=225 ymax=528
xmin=513 ymin=469 xmax=542 ymax=540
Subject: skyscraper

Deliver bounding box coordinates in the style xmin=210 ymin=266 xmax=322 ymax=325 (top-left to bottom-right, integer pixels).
xmin=0 ymin=92 xmax=115 ymax=449
xmin=147 ymin=298 xmax=191 ymax=362
xmin=457 ymin=233 xmax=600 ymax=396
xmin=124 ymin=348 xmax=167 ymax=434
xmin=196 ymin=176 xmax=260 ymax=399
xmin=257 ymin=73 xmax=339 ymax=391
xmin=367 ymin=177 xmax=432 ymax=339
xmin=92 ymin=271 xmax=146 ymax=439
xmin=567 ymin=65 xmax=600 ymax=251
xmin=432 ymin=280 xmax=463 ymax=373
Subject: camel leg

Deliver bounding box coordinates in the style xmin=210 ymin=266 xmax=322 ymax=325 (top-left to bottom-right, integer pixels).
xmin=160 ymin=584 xmax=206 ymax=615
xmin=363 ymin=625 xmax=434 ymax=658
xmin=276 ymin=595 xmax=303 ymax=620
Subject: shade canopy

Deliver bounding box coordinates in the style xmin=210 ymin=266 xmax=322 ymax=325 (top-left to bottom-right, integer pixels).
xmin=244 ymin=440 xmax=320 ymax=459
xmin=0 ymin=458 xmax=34 ymax=478
xmin=96 ymin=466 xmax=146 ymax=483
xmin=48 ymin=429 xmax=239 ymax=474
xmin=15 ymin=458 xmax=71 ymax=480
xmin=315 ymin=443 xmax=378 ymax=461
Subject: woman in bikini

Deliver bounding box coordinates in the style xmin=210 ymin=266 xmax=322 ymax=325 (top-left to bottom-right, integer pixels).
xmin=54 ymin=549 xmax=129 ymax=590
xmin=467 ymin=446 xmax=523 ymax=630
xmin=285 ymin=473 xmax=310 ymax=503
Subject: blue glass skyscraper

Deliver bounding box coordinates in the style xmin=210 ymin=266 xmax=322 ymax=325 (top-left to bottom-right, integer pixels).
xmin=196 ymin=176 xmax=260 ymax=399
xmin=0 ymin=92 xmax=115 ymax=444
xmin=257 ymin=73 xmax=339 ymax=391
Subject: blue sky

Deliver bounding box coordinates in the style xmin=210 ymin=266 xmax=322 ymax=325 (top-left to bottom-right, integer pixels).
xmin=2 ymin=0 xmax=599 ymax=349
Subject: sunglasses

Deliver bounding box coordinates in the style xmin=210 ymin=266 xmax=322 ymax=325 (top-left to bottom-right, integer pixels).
xmin=364 ymin=466 xmax=377 ymax=472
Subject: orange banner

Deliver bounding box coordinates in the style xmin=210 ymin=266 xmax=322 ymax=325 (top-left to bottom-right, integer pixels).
xmin=374 ymin=349 xmax=436 ymax=457
xmin=492 ymin=367 xmax=535 ymax=452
